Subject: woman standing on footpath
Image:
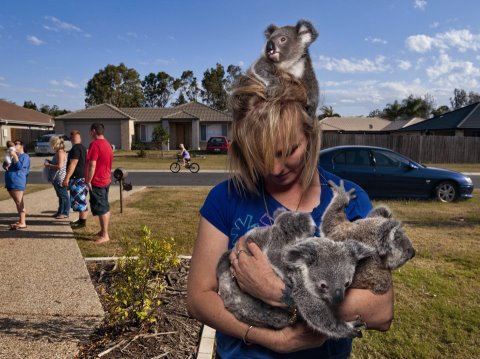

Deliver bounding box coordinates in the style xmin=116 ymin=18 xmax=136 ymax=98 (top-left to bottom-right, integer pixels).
xmin=4 ymin=140 xmax=30 ymax=230
xmin=45 ymin=136 xmax=69 ymax=219
xmin=187 ymin=74 xmax=394 ymax=358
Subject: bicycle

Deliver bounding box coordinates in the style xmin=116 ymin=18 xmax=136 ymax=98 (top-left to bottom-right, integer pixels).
xmin=170 ymin=155 xmax=200 ymax=173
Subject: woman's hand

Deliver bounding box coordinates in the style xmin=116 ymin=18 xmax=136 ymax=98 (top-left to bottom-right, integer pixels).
xmin=259 ymin=321 xmax=327 ymax=353
xmin=229 ymin=237 xmax=286 ymax=307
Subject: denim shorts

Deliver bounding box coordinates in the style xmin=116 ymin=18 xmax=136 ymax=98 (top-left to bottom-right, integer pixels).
xmin=89 ymin=184 xmax=110 ymax=216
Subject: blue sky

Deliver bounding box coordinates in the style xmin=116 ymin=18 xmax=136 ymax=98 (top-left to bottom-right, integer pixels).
xmin=1 ymin=0 xmax=480 ymax=116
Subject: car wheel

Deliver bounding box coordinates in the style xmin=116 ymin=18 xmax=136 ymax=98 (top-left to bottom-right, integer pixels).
xmin=434 ymin=181 xmax=458 ymax=202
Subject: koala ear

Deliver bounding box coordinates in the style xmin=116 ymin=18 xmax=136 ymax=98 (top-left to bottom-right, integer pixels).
xmin=283 ymin=241 xmax=316 ymax=268
xmin=368 ymin=205 xmax=393 ymax=219
xmin=377 ymin=220 xmax=402 ymax=257
xmin=264 ymin=24 xmax=278 ymax=38
xmin=296 ymin=20 xmax=319 ymax=44
xmin=345 ymin=240 xmax=375 ymax=261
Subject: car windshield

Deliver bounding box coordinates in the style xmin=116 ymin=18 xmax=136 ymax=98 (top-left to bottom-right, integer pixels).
xmin=39 ymin=135 xmax=52 ymax=142
xmin=209 ymin=138 xmax=225 ymax=144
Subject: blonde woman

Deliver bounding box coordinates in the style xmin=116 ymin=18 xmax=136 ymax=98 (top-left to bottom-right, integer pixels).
xmin=187 ymin=74 xmax=394 ymax=358
xmin=45 ymin=136 xmax=69 ymax=219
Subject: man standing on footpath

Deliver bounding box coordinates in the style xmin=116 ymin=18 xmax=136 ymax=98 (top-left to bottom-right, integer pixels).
xmin=63 ymin=130 xmax=88 ymax=229
xmin=85 ymin=123 xmax=113 ymax=244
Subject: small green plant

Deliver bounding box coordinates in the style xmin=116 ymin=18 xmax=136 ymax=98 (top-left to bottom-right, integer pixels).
xmin=107 ymin=225 xmax=180 ymax=326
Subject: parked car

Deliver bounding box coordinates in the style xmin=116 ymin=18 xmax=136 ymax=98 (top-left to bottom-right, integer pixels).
xmin=206 ymin=136 xmax=229 ymax=153
xmin=34 ymin=134 xmax=72 ymax=155
xmin=319 ymin=145 xmax=474 ymax=202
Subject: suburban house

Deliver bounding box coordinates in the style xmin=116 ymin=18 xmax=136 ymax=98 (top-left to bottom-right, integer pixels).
xmin=398 ymin=102 xmax=480 ymax=137
xmin=319 ymin=117 xmax=392 ymax=133
xmin=55 ymin=102 xmax=232 ymax=150
xmin=0 ymin=99 xmax=54 ymax=149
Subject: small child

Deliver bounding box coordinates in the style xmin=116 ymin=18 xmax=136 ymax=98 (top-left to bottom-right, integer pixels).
xmin=179 ymin=143 xmax=190 ymax=167
xmin=4 ymin=140 xmax=15 ymax=170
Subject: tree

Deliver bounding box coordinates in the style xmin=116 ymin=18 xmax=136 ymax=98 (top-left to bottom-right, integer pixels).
xmin=450 ymin=88 xmax=468 ymax=110
xmin=225 ymin=64 xmax=243 ymax=93
xmin=450 ymin=88 xmax=480 ymax=109
xmin=367 ymin=109 xmax=383 ymax=118
xmin=382 ymin=100 xmax=404 ymax=120
xmin=401 ymin=94 xmax=433 ymax=119
xmin=151 ymin=125 xmax=169 ymax=158
xmin=173 ymin=70 xmax=201 ymax=104
xmin=23 ymin=100 xmax=38 ymax=111
xmin=431 ymin=105 xmax=450 ymax=117
xmin=142 ymin=72 xmax=176 ymax=108
xmin=85 ymin=63 xmax=144 ymax=108
xmin=318 ymin=105 xmax=340 ymax=120
xmin=171 ymin=92 xmax=188 ymax=107
xmin=201 ymin=63 xmax=228 ymax=111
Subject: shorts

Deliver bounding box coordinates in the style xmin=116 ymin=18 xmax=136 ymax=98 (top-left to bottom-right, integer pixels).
xmin=89 ymin=184 xmax=110 ymax=216
xmin=69 ymin=178 xmax=88 ymax=212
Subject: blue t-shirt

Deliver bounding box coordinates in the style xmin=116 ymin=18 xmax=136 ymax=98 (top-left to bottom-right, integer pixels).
xmin=200 ymin=167 xmax=373 ymax=359
xmin=5 ymin=153 xmax=30 ymax=191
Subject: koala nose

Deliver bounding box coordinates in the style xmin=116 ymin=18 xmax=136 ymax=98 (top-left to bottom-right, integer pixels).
xmin=333 ymin=289 xmax=344 ymax=305
xmin=266 ymin=40 xmax=275 ymax=54
xmin=409 ymin=248 xmax=416 ymax=259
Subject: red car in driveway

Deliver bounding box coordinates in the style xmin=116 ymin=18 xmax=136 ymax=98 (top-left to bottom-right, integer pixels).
xmin=206 ymin=136 xmax=229 ymax=153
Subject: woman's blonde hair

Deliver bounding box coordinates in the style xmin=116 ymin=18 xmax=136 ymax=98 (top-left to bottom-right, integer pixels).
xmin=50 ymin=136 xmax=65 ymax=152
xmin=228 ymin=73 xmax=321 ymax=195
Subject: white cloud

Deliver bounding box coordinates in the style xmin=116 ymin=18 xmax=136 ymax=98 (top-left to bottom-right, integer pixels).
xmin=316 ymin=55 xmax=390 ymax=73
xmin=365 ymin=37 xmax=388 ymax=45
xmin=0 ymin=76 xmax=5 ymax=81
xmin=62 ymin=80 xmax=79 ymax=88
xmin=238 ymin=60 xmax=245 ymax=67
xmin=426 ymin=53 xmax=480 ymax=87
xmin=27 ymin=35 xmax=45 ymax=45
xmin=414 ymin=0 xmax=427 ymax=10
xmin=49 ymin=79 xmax=79 ymax=88
xmin=127 ymin=32 xmax=138 ymax=38
xmin=44 ymin=16 xmax=82 ymax=32
xmin=397 ymin=60 xmax=412 ymax=70
xmin=429 ymin=22 xmax=439 ymax=29
xmin=406 ymin=29 xmax=480 ymax=53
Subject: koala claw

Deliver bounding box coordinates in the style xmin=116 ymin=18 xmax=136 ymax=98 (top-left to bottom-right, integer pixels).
xmin=328 ymin=180 xmax=356 ymax=205
xmin=346 ymin=317 xmax=367 ymax=338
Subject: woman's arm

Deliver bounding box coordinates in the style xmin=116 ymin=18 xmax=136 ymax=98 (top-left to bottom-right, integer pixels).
xmin=338 ymin=287 xmax=394 ymax=331
xmin=186 ymin=217 xmax=327 ymax=353
xmin=45 ymin=151 xmax=66 ymax=170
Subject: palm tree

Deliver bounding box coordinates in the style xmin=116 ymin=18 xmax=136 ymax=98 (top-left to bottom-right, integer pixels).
xmin=318 ymin=105 xmax=340 ymax=120
xmin=382 ymin=100 xmax=404 ymax=121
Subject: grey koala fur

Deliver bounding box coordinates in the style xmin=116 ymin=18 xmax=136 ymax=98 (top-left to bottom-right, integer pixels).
xmin=217 ymin=209 xmax=375 ymax=338
xmin=320 ymin=180 xmax=416 ymax=294
xmin=249 ymin=19 xmax=319 ymax=118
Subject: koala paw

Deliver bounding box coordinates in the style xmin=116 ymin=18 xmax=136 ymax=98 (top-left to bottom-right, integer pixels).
xmin=328 ymin=180 xmax=356 ymax=206
xmin=346 ymin=316 xmax=367 ymax=338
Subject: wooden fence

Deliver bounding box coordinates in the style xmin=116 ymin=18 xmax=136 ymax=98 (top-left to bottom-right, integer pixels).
xmin=321 ymin=133 xmax=480 ymax=164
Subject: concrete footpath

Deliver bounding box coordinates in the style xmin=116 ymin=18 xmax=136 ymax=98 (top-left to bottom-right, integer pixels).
xmin=0 ymin=185 xmax=145 ymax=359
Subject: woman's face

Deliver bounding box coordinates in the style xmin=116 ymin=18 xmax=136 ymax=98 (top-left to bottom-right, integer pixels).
xmin=265 ymin=122 xmax=307 ymax=188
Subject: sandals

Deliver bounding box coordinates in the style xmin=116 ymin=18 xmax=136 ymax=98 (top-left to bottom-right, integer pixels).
xmin=10 ymin=223 xmax=27 ymax=230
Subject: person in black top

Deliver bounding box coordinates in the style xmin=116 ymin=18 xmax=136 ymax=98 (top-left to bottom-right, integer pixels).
xmin=63 ymin=130 xmax=88 ymax=228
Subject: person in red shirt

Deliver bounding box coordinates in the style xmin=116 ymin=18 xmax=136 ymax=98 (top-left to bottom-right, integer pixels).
xmin=85 ymin=123 xmax=113 ymax=244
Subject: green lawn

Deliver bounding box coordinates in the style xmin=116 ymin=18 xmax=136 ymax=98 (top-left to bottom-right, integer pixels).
xmin=423 ymin=163 xmax=480 ymax=173
xmin=75 ymin=187 xmax=480 ymax=358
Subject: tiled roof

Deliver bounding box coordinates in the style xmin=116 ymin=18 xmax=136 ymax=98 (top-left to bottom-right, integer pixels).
xmin=56 ymin=102 xmax=232 ymax=123
xmin=56 ymin=103 xmax=132 ymax=120
xmin=319 ymin=117 xmax=391 ymax=132
xmin=398 ymin=102 xmax=480 ymax=131
xmin=381 ymin=117 xmax=426 ymax=131
xmin=0 ymin=99 xmax=53 ymax=125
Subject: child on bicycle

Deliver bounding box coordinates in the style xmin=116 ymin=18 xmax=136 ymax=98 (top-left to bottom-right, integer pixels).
xmin=179 ymin=143 xmax=191 ymax=167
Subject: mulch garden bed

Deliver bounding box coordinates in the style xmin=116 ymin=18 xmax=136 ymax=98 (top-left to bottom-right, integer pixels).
xmin=77 ymin=258 xmax=203 ymax=358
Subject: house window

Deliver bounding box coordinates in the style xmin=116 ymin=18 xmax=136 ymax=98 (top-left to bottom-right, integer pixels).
xmin=200 ymin=124 xmax=207 ymax=141
xmin=139 ymin=125 xmax=147 ymax=142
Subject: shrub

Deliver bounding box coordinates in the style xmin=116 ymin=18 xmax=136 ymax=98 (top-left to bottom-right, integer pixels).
xmin=107 ymin=226 xmax=180 ymax=326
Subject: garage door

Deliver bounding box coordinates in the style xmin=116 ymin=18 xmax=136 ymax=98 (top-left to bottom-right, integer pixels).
xmin=63 ymin=120 xmax=122 ymax=149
